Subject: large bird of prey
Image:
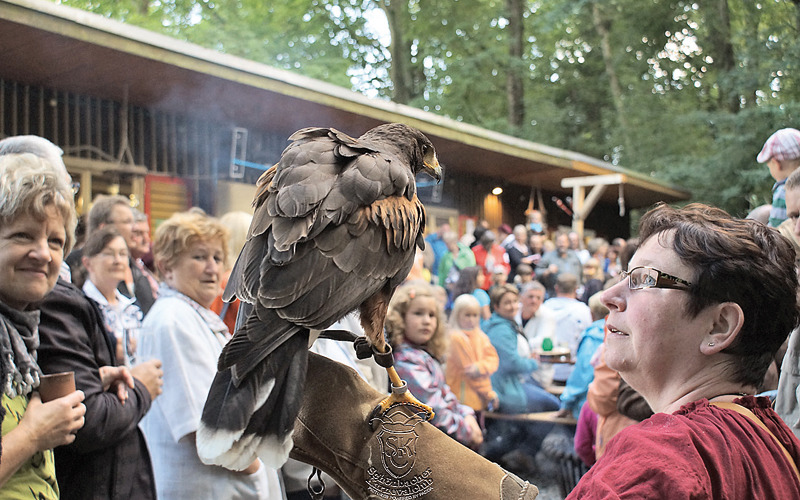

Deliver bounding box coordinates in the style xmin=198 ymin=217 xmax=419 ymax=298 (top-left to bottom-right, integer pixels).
xmin=197 ymin=123 xmax=442 ymax=470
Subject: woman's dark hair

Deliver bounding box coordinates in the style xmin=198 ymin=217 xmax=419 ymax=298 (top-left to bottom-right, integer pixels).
xmin=82 ymin=226 xmax=126 ymax=259
xmin=452 ymin=266 xmax=482 ymax=298
xmin=639 ymin=202 xmax=800 ymax=387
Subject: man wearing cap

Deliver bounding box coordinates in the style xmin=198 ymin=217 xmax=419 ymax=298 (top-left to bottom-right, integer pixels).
xmin=757 ymin=127 xmax=800 ymax=227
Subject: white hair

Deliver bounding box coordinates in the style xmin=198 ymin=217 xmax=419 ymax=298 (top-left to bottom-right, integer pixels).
xmin=0 ymin=135 xmax=69 ymax=181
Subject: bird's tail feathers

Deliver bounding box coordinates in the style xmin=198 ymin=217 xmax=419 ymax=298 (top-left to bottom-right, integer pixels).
xmin=198 ymin=330 xmax=309 ymax=470
xmin=218 ymin=307 xmax=300 ymax=377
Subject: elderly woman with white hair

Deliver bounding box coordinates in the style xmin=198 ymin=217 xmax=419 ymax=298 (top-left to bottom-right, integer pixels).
xmin=0 ymin=135 xmax=74 ymax=282
xmin=0 ymin=153 xmax=86 ymax=498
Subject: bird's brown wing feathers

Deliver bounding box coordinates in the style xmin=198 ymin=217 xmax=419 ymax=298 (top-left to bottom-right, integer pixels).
xmin=221 ymin=127 xmax=425 ymax=374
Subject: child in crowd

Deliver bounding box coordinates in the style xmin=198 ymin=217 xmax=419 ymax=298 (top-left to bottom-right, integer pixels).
xmin=431 ymin=284 xmax=449 ymax=315
xmin=487 ymin=265 xmax=509 ymax=297
xmin=513 ymin=263 xmax=534 ymax=289
xmin=386 ymin=283 xmax=484 ymax=448
xmin=446 ymin=294 xmax=500 ymax=412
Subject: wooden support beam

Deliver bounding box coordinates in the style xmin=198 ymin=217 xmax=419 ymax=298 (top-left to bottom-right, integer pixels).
xmin=560 ymin=174 xmax=626 ymax=238
xmin=561 ymin=173 xmax=625 ymax=189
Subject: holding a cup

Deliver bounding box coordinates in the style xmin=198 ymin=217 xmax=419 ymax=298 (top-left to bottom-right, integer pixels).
xmin=37 ymin=372 xmax=76 ymax=403
xmin=0 ymin=150 xmax=86 ymax=496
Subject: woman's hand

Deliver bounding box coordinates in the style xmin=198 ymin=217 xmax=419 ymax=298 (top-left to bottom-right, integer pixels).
xmin=99 ymin=365 xmax=135 ymax=405
xmin=21 ymin=391 xmax=86 ymax=451
xmin=0 ymin=391 xmax=85 ymax=488
xmin=130 ymin=359 xmax=164 ymax=401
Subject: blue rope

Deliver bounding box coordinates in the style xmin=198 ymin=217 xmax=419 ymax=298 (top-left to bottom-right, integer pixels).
xmin=232 ymin=158 xmax=271 ymax=171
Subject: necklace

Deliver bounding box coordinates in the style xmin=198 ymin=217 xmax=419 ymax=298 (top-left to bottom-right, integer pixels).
xmin=708 ymin=392 xmax=749 ymax=401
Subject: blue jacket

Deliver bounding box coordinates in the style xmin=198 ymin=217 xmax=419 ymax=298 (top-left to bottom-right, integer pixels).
xmin=560 ymin=318 xmax=606 ymax=418
xmin=483 ymin=313 xmax=538 ymax=413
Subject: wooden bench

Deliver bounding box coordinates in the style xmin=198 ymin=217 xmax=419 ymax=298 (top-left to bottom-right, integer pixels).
xmin=483 ymin=410 xmax=578 ymax=426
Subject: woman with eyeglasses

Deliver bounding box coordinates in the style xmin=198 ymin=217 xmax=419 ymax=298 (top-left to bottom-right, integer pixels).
xmin=81 ymin=227 xmax=142 ymax=366
xmin=568 ymin=203 xmax=800 ymax=498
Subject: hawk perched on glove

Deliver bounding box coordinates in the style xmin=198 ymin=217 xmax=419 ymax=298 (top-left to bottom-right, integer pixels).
xmin=197 ymin=123 xmax=441 ymax=470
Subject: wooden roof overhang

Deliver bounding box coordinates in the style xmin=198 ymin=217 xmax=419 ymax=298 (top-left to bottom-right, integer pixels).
xmin=0 ymin=0 xmax=689 ymax=208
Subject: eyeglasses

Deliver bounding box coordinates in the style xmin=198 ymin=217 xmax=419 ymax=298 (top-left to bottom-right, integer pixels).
xmin=618 ymin=266 xmax=692 ymax=290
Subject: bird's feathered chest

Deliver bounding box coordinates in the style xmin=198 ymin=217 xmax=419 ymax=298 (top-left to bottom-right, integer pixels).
xmin=249 ymin=131 xmax=426 ymax=264
xmin=224 ymin=126 xmax=430 ymax=314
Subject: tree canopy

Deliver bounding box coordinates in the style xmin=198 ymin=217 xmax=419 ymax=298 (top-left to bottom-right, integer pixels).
xmin=56 ymin=0 xmax=800 ymax=216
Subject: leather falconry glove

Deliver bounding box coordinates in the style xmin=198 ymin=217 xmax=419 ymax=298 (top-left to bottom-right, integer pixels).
xmin=289 ymin=353 xmax=539 ymax=500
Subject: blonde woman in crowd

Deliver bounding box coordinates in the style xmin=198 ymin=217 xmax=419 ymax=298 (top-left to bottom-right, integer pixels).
xmin=210 ymin=211 xmax=253 ymax=333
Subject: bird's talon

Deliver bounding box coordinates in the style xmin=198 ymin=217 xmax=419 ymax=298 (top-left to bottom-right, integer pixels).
xmin=370 ymin=380 xmax=434 ymax=429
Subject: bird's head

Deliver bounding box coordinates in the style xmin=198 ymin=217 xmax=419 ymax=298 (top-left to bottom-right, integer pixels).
xmin=362 ymin=123 xmax=442 ymax=182
xmin=417 ymin=137 xmax=442 ymax=183
xmin=407 ymin=128 xmax=442 ymax=183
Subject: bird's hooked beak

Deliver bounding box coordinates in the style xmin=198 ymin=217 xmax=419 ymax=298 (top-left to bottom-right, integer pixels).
xmin=423 ymin=153 xmax=442 ymax=182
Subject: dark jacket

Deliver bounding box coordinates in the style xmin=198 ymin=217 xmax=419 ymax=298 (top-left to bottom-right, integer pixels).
xmin=122 ymin=260 xmax=156 ymax=315
xmin=37 ymin=279 xmax=156 ymax=500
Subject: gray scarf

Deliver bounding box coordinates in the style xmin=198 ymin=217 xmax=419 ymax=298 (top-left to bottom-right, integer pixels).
xmin=0 ymin=300 xmax=42 ymax=398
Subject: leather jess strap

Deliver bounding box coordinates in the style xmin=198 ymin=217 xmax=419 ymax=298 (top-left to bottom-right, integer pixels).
xmin=711 ymin=402 xmax=800 ymax=482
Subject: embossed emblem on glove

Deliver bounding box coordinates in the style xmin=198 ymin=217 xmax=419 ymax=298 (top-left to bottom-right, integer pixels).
xmin=367 ymin=407 xmax=434 ymax=499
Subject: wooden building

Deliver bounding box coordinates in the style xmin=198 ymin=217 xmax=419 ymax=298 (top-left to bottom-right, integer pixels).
xmin=0 ymin=0 xmax=688 ymax=240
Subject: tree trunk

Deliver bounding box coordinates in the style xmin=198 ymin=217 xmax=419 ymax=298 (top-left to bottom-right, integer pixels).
xmin=506 ymin=0 xmax=525 ymax=128
xmin=591 ymin=2 xmax=634 ymax=158
xmin=792 ymin=0 xmax=800 ymax=40
xmin=381 ymin=0 xmax=412 ymax=104
xmin=710 ymin=0 xmax=738 ymax=112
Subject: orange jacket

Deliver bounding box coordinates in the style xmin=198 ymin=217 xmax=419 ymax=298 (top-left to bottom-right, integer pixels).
xmin=445 ymin=327 xmax=499 ymax=411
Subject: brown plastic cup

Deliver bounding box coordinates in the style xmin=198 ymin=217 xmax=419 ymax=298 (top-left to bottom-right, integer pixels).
xmin=38 ymin=372 xmax=76 ymax=402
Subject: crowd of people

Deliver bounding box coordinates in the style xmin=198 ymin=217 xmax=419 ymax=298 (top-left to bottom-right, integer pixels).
xmin=2 ymin=127 xmax=800 ymax=500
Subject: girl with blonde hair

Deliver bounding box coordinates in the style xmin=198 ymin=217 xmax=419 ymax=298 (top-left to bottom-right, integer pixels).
xmin=446 ymin=294 xmax=499 ymax=412
xmin=385 ymin=283 xmax=483 ymax=447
